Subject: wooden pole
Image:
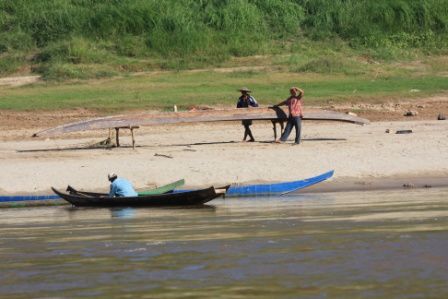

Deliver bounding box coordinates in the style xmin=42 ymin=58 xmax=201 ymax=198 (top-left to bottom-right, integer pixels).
xmin=131 ymin=126 xmax=135 ymax=149
xmin=115 ymin=127 xmax=120 ymax=147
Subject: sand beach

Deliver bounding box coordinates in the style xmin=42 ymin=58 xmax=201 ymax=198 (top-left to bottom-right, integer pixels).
xmin=1 ymin=107 xmax=447 ymax=194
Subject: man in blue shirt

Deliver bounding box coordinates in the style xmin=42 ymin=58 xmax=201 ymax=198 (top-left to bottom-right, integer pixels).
xmin=108 ymin=173 xmax=138 ymax=197
xmin=237 ymin=87 xmax=259 ymax=142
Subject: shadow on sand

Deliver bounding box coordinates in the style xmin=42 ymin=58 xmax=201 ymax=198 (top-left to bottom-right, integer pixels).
xmin=16 ymin=138 xmax=345 ymax=153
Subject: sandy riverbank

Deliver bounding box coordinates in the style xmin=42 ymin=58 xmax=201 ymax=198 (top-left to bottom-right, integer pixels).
xmin=0 ymin=118 xmax=447 ymax=194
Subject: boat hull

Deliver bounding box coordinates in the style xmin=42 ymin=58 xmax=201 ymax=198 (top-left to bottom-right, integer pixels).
xmin=33 ymin=108 xmax=369 ymax=137
xmin=52 ymin=186 xmax=222 ymax=207
xmin=225 ymin=170 xmax=334 ymax=197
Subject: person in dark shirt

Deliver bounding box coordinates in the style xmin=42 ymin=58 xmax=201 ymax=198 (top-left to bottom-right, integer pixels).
xmin=236 ymin=87 xmax=259 ymax=142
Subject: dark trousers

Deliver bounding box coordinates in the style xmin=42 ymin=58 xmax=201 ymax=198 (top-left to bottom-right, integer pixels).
xmin=280 ymin=116 xmax=301 ymax=144
xmin=242 ymin=121 xmax=254 ymax=141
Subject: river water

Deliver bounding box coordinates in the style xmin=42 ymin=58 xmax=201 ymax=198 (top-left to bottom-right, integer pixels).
xmin=1 ymin=188 xmax=447 ymax=298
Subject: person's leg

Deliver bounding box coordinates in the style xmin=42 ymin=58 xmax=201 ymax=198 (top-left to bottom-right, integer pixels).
xmin=247 ymin=126 xmax=255 ymax=141
xmin=272 ymin=121 xmax=278 ymax=140
xmin=280 ymin=118 xmax=294 ymax=142
xmin=243 ymin=124 xmax=250 ymax=141
xmin=294 ymin=117 xmax=302 ymax=144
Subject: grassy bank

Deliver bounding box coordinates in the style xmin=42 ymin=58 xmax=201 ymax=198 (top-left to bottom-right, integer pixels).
xmin=1 ymin=54 xmax=447 ymax=111
xmin=1 ymin=0 xmax=447 ymax=79
xmin=1 ymin=1 xmax=447 ymax=111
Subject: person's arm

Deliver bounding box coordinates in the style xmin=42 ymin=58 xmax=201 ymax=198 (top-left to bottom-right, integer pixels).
xmin=249 ymin=96 xmax=259 ymax=107
xmin=236 ymin=98 xmax=243 ymax=108
xmin=109 ymin=183 xmax=116 ymax=197
xmin=274 ymin=98 xmax=289 ymax=107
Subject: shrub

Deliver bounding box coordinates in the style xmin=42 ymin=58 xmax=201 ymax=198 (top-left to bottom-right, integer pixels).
xmin=0 ymin=0 xmax=446 ymax=80
xmin=0 ymin=54 xmax=23 ymax=75
xmin=38 ymin=63 xmax=117 ymax=81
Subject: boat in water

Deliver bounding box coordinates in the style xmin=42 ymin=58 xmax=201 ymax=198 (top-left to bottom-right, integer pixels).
xmin=52 ymin=185 xmax=226 ymax=207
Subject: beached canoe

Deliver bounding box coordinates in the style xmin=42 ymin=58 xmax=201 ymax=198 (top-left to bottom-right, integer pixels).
xmin=32 ymin=108 xmax=369 ymax=137
xmin=0 ymin=179 xmax=185 ymax=204
xmin=52 ymin=186 xmax=225 ymax=207
xmin=213 ymin=170 xmax=333 ymax=197
xmin=225 ymin=170 xmax=334 ymax=197
xmin=174 ymin=170 xmax=334 ymax=197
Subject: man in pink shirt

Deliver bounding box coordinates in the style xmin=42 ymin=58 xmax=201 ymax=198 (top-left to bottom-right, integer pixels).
xmin=274 ymin=87 xmax=304 ymax=144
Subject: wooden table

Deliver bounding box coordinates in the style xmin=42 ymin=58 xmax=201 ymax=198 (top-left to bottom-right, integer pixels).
xmin=114 ymin=126 xmax=139 ymax=148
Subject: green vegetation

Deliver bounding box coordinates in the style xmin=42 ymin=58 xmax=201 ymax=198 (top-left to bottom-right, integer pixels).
xmin=0 ymin=0 xmax=447 ymax=112
xmin=0 ymin=0 xmax=447 ymax=79
xmin=1 ymin=55 xmax=447 ymax=111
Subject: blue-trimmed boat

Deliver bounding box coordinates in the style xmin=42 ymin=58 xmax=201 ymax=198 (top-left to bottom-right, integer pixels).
xmin=224 ymin=170 xmax=334 ymax=197
xmin=174 ymin=170 xmax=334 ymax=197
xmin=0 ymin=194 xmax=60 ymax=203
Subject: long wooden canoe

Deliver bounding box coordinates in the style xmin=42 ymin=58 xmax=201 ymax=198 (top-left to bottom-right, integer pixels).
xmin=176 ymin=170 xmax=334 ymax=197
xmin=32 ymin=107 xmax=369 ymax=137
xmin=225 ymin=170 xmax=334 ymax=197
xmin=53 ymin=186 xmax=224 ymax=207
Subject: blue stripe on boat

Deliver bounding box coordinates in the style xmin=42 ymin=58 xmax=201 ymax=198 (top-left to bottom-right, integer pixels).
xmin=0 ymin=194 xmax=60 ymax=202
xmin=175 ymin=170 xmax=334 ymax=197
xmin=225 ymin=170 xmax=334 ymax=197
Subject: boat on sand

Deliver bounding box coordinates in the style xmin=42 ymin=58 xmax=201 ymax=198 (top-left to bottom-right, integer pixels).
xmin=175 ymin=170 xmax=334 ymax=197
xmin=225 ymin=170 xmax=334 ymax=197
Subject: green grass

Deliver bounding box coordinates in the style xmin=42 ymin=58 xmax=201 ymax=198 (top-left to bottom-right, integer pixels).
xmin=1 ymin=59 xmax=446 ymax=111
xmin=0 ymin=0 xmax=447 ymax=78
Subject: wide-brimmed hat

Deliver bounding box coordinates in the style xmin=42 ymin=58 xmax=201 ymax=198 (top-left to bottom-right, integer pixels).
xmin=238 ymin=87 xmax=251 ymax=93
xmin=290 ymin=86 xmax=304 ymax=96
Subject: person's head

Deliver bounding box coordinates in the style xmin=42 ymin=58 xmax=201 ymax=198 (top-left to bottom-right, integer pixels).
xmin=108 ymin=172 xmax=117 ymax=182
xmin=290 ymin=87 xmax=304 ymax=99
xmin=239 ymin=87 xmax=251 ymax=97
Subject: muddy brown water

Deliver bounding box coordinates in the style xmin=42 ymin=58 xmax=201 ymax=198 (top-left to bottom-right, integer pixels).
xmin=1 ymin=188 xmax=447 ymax=298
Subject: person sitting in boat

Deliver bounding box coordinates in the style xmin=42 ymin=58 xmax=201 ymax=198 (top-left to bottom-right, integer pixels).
xmin=237 ymin=87 xmax=259 ymax=142
xmin=108 ymin=173 xmax=138 ymax=197
xmin=274 ymin=87 xmax=304 ymax=144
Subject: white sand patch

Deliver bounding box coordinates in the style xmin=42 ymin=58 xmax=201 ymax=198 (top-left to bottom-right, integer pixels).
xmin=0 ymin=120 xmax=447 ymax=193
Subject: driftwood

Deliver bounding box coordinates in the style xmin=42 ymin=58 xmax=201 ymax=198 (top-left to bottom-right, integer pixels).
xmin=154 ymin=153 xmax=173 ymax=159
xmin=32 ymin=107 xmax=369 ymax=138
